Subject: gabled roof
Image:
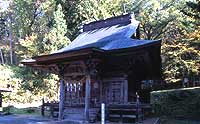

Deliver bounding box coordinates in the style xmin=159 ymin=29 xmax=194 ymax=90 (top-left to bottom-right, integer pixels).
xmin=52 ymin=13 xmax=159 ymax=54
xmin=21 ymin=13 xmax=161 ymax=65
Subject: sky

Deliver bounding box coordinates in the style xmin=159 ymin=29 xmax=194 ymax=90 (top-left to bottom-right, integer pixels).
xmin=0 ymin=0 xmax=9 ymax=12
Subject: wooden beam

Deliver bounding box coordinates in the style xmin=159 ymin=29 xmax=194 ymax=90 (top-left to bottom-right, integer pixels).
xmin=58 ymin=79 xmax=65 ymax=120
xmin=85 ymin=74 xmax=91 ymax=121
xmin=64 ymin=72 xmax=85 ymax=77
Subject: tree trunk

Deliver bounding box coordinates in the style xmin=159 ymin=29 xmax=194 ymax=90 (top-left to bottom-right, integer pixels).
xmin=0 ymin=48 xmax=5 ymax=64
xmin=9 ymin=27 xmax=13 ymax=65
xmin=7 ymin=17 xmax=13 ymax=65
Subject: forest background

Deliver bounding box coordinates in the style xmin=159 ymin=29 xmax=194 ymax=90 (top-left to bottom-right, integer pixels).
xmin=0 ymin=0 xmax=199 ymax=106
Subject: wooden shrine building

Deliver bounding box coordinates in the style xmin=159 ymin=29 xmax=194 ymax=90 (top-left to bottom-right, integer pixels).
xmin=21 ymin=13 xmax=162 ymax=122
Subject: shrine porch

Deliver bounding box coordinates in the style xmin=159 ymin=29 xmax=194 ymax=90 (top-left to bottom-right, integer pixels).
xmin=42 ymin=100 xmax=151 ymax=123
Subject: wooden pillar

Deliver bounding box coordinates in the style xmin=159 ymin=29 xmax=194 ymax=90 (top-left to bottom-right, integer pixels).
xmin=41 ymin=98 xmax=45 ymax=116
xmin=121 ymin=81 xmax=124 ymax=103
xmin=0 ymin=93 xmax=2 ymax=107
xmin=0 ymin=93 xmax=3 ymax=112
xmin=58 ymin=79 xmax=65 ymax=120
xmin=99 ymin=80 xmax=103 ymax=103
xmin=85 ymin=74 xmax=91 ymax=121
xmin=50 ymin=102 xmax=54 ymax=118
xmin=124 ymin=79 xmax=128 ymax=103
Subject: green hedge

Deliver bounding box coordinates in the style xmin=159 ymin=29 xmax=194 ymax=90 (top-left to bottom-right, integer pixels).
xmin=151 ymin=87 xmax=200 ymax=118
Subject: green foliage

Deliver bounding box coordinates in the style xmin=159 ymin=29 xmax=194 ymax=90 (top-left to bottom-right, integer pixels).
xmin=136 ymin=0 xmax=182 ymax=40
xmin=0 ymin=64 xmax=59 ymax=104
xmin=17 ymin=34 xmax=40 ymax=58
xmin=162 ymin=40 xmax=200 ymax=83
xmin=151 ymin=87 xmax=200 ymax=118
xmin=12 ymin=65 xmax=59 ymax=100
xmin=161 ymin=0 xmax=200 ymax=84
xmin=182 ymin=1 xmax=200 ymax=20
xmin=0 ymin=0 xmax=70 ymax=104
xmin=0 ymin=65 xmax=18 ymax=89
xmin=43 ymin=4 xmax=70 ymax=53
xmin=56 ymin=0 xmax=133 ymax=39
xmin=13 ymin=66 xmax=47 ymax=92
xmin=3 ymin=106 xmax=12 ymax=114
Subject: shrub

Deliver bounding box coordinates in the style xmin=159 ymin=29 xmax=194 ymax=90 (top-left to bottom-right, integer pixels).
xmin=3 ymin=105 xmax=13 ymax=114
xmin=151 ymin=87 xmax=200 ymax=119
xmin=26 ymin=107 xmax=36 ymax=113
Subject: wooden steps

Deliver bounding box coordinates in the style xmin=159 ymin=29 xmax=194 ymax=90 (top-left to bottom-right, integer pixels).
xmin=63 ymin=107 xmax=100 ymax=123
xmin=63 ymin=108 xmax=84 ymax=120
xmin=108 ymin=108 xmax=137 ymax=123
xmin=42 ymin=102 xmax=150 ymax=123
xmin=89 ymin=108 xmax=100 ymax=123
xmin=108 ymin=104 xmax=145 ymax=123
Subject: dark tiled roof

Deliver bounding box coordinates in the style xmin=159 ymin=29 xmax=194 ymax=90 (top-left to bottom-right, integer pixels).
xmin=52 ymin=13 xmax=160 ymax=54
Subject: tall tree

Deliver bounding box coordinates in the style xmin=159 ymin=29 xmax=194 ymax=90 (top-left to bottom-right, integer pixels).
xmin=1 ymin=0 xmax=63 ymax=102
xmin=161 ymin=0 xmax=200 ymax=84
xmin=43 ymin=4 xmax=70 ymax=53
xmin=56 ymin=0 xmax=133 ymax=39
xmin=0 ymin=17 xmax=6 ymax=64
xmin=182 ymin=1 xmax=200 ymax=20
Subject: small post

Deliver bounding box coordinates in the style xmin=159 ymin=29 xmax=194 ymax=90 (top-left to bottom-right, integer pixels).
xmin=136 ymin=92 xmax=141 ymax=122
xmin=101 ymin=103 xmax=105 ymax=124
xmin=183 ymin=77 xmax=189 ymax=88
xmin=41 ymin=98 xmax=45 ymax=116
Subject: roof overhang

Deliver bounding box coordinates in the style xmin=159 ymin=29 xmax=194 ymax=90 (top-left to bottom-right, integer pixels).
xmin=21 ymin=39 xmax=161 ymax=66
xmin=21 ymin=47 xmax=104 ymax=66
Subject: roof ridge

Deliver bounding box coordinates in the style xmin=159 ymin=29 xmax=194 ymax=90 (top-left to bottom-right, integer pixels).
xmin=83 ymin=13 xmax=135 ymax=32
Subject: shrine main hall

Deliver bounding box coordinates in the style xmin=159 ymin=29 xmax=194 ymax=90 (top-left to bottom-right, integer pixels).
xmin=22 ymin=13 xmax=162 ymax=122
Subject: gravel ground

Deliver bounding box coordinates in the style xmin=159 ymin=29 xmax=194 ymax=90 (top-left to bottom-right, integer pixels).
xmin=0 ymin=114 xmax=52 ymax=124
xmin=0 ymin=114 xmax=158 ymax=124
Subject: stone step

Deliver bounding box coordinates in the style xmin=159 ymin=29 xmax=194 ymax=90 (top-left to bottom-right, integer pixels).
xmin=89 ymin=108 xmax=100 ymax=123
